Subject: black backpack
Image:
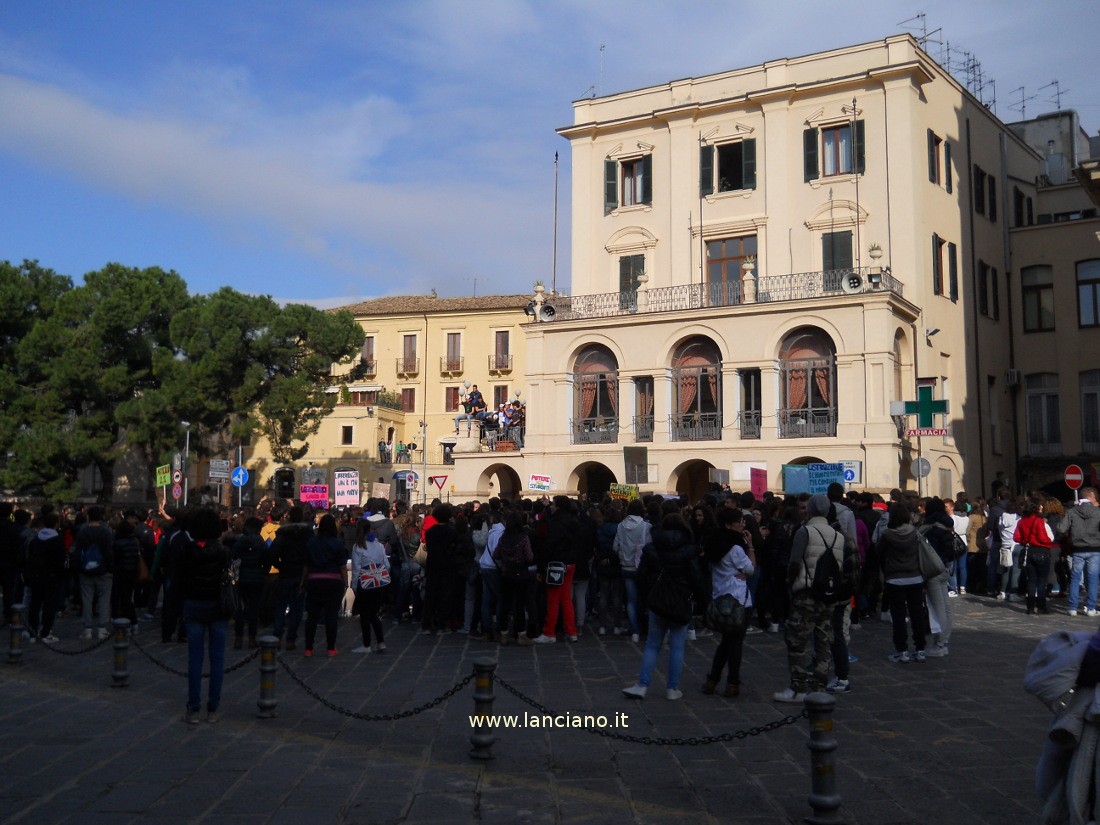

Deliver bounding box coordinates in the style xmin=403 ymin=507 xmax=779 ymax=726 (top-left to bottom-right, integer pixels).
xmin=806 ymin=528 xmax=848 ymax=603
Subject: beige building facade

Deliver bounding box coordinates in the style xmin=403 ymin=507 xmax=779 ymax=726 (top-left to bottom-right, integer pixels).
xmin=451 ymin=35 xmax=1049 ymax=501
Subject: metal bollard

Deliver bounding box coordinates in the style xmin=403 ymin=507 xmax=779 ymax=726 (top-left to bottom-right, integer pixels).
xmin=111 ymin=618 xmax=131 ymax=688
xmin=468 ymin=657 xmax=497 ymax=760
xmin=8 ymin=603 xmax=27 ymax=664
xmin=804 ymin=692 xmax=842 ymax=824
xmin=256 ymin=635 xmax=279 ymax=719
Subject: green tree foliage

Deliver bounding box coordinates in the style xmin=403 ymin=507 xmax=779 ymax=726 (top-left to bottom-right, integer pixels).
xmin=0 ymin=261 xmax=363 ymax=501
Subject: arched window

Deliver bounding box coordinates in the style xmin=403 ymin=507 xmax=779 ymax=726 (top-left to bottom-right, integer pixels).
xmin=671 ymin=337 xmax=722 ymax=441
xmin=572 ymin=345 xmax=619 ymax=444
xmin=779 ymin=328 xmax=836 ymax=437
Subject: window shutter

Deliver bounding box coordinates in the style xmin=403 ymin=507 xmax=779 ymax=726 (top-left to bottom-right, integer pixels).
xmin=988 ymin=177 xmax=997 ymax=221
xmin=641 ymin=154 xmax=653 ymax=204
xmin=700 ymin=144 xmax=714 ymax=196
xmin=803 ymin=129 xmax=819 ymax=181
xmin=948 ymin=242 xmax=958 ymax=302
xmin=932 ymin=234 xmax=942 ymax=295
xmin=928 ymin=129 xmax=936 ymax=183
xmin=742 ymin=139 xmax=757 ymax=190
xmin=604 ymin=158 xmax=618 ymax=211
xmin=944 ymin=142 xmax=952 ymax=193
xmin=853 ymin=119 xmax=865 ymax=174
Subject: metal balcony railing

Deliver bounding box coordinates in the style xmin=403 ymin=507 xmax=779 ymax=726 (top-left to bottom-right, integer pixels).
xmin=633 ymin=415 xmax=654 ymax=443
xmin=395 ymin=357 xmax=419 ymax=375
xmin=440 ymin=356 xmax=464 ymax=373
xmin=738 ymin=411 xmax=762 ymax=439
xmin=1026 ymin=441 xmax=1062 ymax=457
xmin=778 ymin=408 xmax=837 ymax=438
xmin=669 ymin=412 xmax=722 ymax=442
xmin=571 ymin=417 xmax=619 ymax=445
xmin=540 ymin=267 xmax=903 ymax=322
xmin=360 ymin=358 xmax=377 ymax=375
xmin=488 ymin=354 xmax=513 ymax=372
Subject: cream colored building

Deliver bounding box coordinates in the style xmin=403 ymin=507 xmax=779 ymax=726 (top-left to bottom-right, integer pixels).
xmin=245 ymin=294 xmax=530 ymax=503
xmin=451 ymin=35 xmax=1048 ymax=501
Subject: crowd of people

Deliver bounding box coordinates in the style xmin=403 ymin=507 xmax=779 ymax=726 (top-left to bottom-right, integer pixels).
xmin=0 ymin=481 xmax=1095 ymax=719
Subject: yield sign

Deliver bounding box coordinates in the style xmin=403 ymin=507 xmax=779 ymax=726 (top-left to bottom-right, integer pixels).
xmin=429 ymin=475 xmax=448 ymax=490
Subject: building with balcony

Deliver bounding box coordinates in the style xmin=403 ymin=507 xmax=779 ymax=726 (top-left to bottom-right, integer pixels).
xmin=450 ymin=35 xmax=1051 ymax=501
xmin=244 ymin=293 xmax=529 ymax=503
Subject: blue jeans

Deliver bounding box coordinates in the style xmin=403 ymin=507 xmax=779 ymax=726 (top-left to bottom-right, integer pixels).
xmin=185 ymin=610 xmax=227 ymax=713
xmin=622 ymin=573 xmax=641 ymax=635
xmin=480 ymin=567 xmax=502 ymax=633
xmin=637 ymin=610 xmax=688 ymax=690
xmin=273 ymin=577 xmax=304 ymax=643
xmin=1069 ymin=552 xmax=1100 ymax=612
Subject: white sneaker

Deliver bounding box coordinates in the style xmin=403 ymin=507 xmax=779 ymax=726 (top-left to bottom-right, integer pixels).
xmin=1087 ymin=610 xmax=1099 ymax=618
xmin=350 ymin=645 xmax=371 ymax=654
xmin=1070 ymin=609 xmax=1079 ymax=616
xmin=825 ymin=677 xmax=851 ymax=693
xmin=958 ymin=587 xmax=966 ymax=595
xmin=97 ymin=628 xmax=110 ymax=640
xmin=666 ymin=688 xmax=683 ymax=701
xmin=630 ymin=633 xmax=640 ymax=643
xmin=533 ymin=634 xmax=556 ymax=644
xmin=598 ymin=627 xmax=607 ymax=636
xmin=773 ymin=687 xmax=806 ymax=703
xmin=925 ymin=644 xmax=949 ymax=658
xmin=41 ymin=634 xmax=60 ymax=643
xmin=622 ymin=684 xmax=647 ymax=699
xmin=377 ymin=642 xmax=387 ymax=652
xmin=81 ymin=629 xmax=94 ymax=640
xmin=686 ymin=628 xmax=697 ymax=640
xmin=947 ymin=590 xmax=959 ymax=598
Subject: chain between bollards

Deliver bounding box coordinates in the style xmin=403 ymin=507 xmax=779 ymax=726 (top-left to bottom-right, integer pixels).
xmin=256 ymin=635 xmax=279 ymax=718
xmin=804 ymin=692 xmax=842 ymax=824
xmin=468 ymin=657 xmax=497 ymax=760
xmin=7 ymin=603 xmax=27 ymax=665
xmin=111 ymin=618 xmax=131 ymax=688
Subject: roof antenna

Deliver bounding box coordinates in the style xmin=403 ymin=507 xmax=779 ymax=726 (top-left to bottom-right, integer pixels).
xmin=599 ymin=44 xmax=605 ymax=97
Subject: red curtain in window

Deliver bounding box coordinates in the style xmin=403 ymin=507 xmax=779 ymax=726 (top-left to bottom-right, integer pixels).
xmin=706 ymin=367 xmax=718 ymax=406
xmin=580 ymin=378 xmax=597 ymax=419
xmin=813 ymin=362 xmax=831 ymax=406
xmin=606 ymin=374 xmax=618 ymax=414
xmin=787 ymin=367 xmax=807 ymax=410
xmin=679 ymin=370 xmax=698 ymax=414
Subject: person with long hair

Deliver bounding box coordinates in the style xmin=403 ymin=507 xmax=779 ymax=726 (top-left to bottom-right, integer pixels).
xmin=493 ymin=509 xmax=535 ymax=645
xmin=303 ymin=514 xmax=348 ymax=656
xmin=177 ymin=507 xmax=230 ymax=723
xmin=701 ymin=508 xmax=754 ymax=698
xmin=614 ymin=498 xmax=651 ymax=643
xmin=1015 ymin=498 xmax=1056 ymax=615
xmin=350 ymin=515 xmax=389 ymax=653
xmin=878 ymin=502 xmax=929 ymax=663
xmin=420 ymin=504 xmax=459 ymax=635
xmin=996 ymin=497 xmax=1024 ymax=602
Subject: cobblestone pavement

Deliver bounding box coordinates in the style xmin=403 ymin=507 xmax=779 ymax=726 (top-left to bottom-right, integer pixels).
xmin=0 ymin=594 xmax=1073 ymax=824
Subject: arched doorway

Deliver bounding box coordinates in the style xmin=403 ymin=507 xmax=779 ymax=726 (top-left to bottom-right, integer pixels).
xmin=669 ymin=459 xmax=715 ymax=503
xmin=570 ymin=461 xmax=617 ymax=501
xmin=476 ymin=463 xmax=523 ymax=501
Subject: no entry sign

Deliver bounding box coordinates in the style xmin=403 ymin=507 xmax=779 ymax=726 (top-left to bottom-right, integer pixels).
xmin=1065 ymin=464 xmax=1085 ymax=490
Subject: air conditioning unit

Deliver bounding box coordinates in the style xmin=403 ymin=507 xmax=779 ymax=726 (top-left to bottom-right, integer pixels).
xmin=1005 ymin=369 xmax=1021 ymax=387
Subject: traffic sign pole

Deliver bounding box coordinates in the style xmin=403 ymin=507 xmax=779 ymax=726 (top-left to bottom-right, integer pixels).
xmin=1066 ymin=464 xmax=1085 ymax=502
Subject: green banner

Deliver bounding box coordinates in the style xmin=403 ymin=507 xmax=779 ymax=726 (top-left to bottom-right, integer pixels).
xmin=155 ymin=464 xmax=171 ymax=488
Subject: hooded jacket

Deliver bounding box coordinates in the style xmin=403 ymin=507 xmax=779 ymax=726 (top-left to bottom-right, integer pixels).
xmin=1060 ymin=501 xmax=1100 ymax=550
xmin=613 ymin=515 xmax=651 ymax=573
xmin=879 ymin=523 xmax=922 ymax=583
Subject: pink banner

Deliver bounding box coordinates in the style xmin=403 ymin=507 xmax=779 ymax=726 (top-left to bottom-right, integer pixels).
xmin=299 ymin=484 xmax=329 ymax=508
xmin=749 ymin=467 xmax=768 ymax=499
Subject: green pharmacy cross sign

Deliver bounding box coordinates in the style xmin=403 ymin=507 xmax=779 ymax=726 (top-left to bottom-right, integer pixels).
xmin=891 ymin=383 xmax=949 ymax=437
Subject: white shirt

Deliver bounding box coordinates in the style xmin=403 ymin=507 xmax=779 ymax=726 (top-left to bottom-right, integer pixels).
xmin=711 ymin=545 xmax=754 ymax=608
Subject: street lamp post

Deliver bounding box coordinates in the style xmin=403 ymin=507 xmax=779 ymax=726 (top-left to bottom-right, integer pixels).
xmin=181 ymin=421 xmax=191 ymax=506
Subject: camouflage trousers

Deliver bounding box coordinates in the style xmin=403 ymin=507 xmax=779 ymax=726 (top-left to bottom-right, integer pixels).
xmin=784 ymin=593 xmax=835 ymax=693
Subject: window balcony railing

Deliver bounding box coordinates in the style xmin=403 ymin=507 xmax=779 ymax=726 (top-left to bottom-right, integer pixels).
xmin=488 ymin=354 xmax=513 ymax=372
xmin=539 ymin=267 xmax=904 ymax=322
xmin=633 ymin=415 xmax=654 ymax=443
xmin=359 ymin=358 xmax=377 ymax=375
xmin=1027 ymin=441 xmax=1062 ymax=457
xmin=395 ymin=357 xmax=419 ymax=376
xmin=571 ymin=417 xmax=619 ymax=445
xmin=1085 ymin=441 xmax=1100 ymax=457
xmin=738 ymin=411 xmax=762 ymax=440
xmin=440 ymin=356 xmax=464 ymax=374
xmin=778 ymin=408 xmax=837 ymax=438
xmin=669 ymin=412 xmax=722 ymax=442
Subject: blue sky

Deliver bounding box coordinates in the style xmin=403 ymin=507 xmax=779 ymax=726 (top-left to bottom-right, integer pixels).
xmin=0 ymin=1 xmax=1095 ymax=305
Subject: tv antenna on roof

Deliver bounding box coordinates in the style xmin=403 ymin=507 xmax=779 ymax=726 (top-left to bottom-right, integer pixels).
xmin=1007 ymin=86 xmax=1038 ymax=120
xmin=898 ymin=12 xmax=941 ymax=49
xmin=1039 ymin=80 xmax=1069 ymax=111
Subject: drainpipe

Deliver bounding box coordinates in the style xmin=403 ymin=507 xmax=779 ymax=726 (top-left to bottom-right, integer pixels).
xmin=964 ymin=118 xmax=988 ymax=493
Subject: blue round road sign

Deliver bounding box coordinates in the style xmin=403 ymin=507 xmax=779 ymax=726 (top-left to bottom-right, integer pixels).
xmin=231 ymin=466 xmax=249 ymax=487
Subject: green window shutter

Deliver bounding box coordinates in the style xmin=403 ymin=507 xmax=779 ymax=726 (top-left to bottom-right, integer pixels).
xmin=944 ymin=142 xmax=952 ymax=193
xmin=641 ymin=154 xmax=653 ymax=204
xmin=928 ymin=129 xmax=937 ymax=183
xmin=803 ymin=128 xmax=819 ymax=182
xmin=742 ymin=139 xmax=757 ymax=190
xmin=700 ymin=144 xmax=714 ymax=196
xmin=604 ymin=158 xmax=618 ymax=211
xmin=823 ymin=231 xmax=852 ymax=272
xmin=853 ymin=119 xmax=865 ymax=174
xmin=932 ymin=234 xmax=942 ymax=295
xmin=988 ymin=177 xmax=997 ymax=221
xmin=948 ymin=242 xmax=958 ymax=301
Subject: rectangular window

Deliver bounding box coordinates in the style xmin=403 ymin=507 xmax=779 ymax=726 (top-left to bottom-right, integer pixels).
xmin=1079 ymin=259 xmax=1100 ymax=327
xmin=988 ymin=176 xmax=997 ymax=222
xmin=1014 ymin=187 xmax=1027 ymax=227
xmin=634 ymin=376 xmax=654 ymax=442
xmin=977 ymin=261 xmax=990 ymax=317
xmin=706 ymin=235 xmax=755 ymax=304
xmin=1022 ymin=265 xmax=1055 ymax=332
xmin=445 ymin=386 xmax=460 ymax=413
xmin=804 ymin=120 xmax=864 ymax=180
xmin=974 ymin=166 xmax=987 ymax=215
xmin=445 ymin=333 xmax=461 ymax=371
xmin=931 ymin=234 xmax=945 ymax=296
xmin=700 ymin=139 xmax=757 ymax=195
xmin=361 ymin=336 xmax=376 ymax=373
xmin=619 ymin=254 xmax=644 ymax=309
xmin=944 ymin=141 xmax=952 ymax=193
xmin=992 ymin=267 xmax=1000 ymax=320
xmin=493 ymin=386 xmax=510 ymax=410
xmin=740 ymin=368 xmax=761 ymax=439
xmin=341 ymin=425 xmax=353 ymax=446
xmin=349 ymin=390 xmax=378 ymax=406
xmin=495 ymin=330 xmax=510 ymax=362
xmin=1083 ymin=370 xmax=1100 ymax=454
xmin=1026 ymin=373 xmax=1061 ymax=455
xmin=401 ymin=388 xmax=415 ymax=413
xmin=927 ymin=129 xmax=942 ymax=185
xmin=822 ymin=230 xmax=853 ymax=272
xmin=605 ymin=155 xmax=652 ymax=211
xmin=948 ymin=242 xmax=959 ymax=302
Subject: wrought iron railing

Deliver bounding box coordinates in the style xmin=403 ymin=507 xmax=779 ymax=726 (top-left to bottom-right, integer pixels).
xmin=633 ymin=415 xmax=654 ymax=443
xmin=540 ymin=267 xmax=903 ymax=322
xmin=395 ymin=357 xmax=419 ymax=375
xmin=669 ymin=412 xmax=722 ymax=442
xmin=488 ymin=354 xmax=513 ymax=371
xmin=440 ymin=356 xmax=464 ymax=373
xmin=571 ymin=417 xmax=619 ymax=445
xmin=1026 ymin=441 xmax=1062 ymax=458
xmin=778 ymin=409 xmax=837 ymax=438
xmin=738 ymin=411 xmax=762 ymax=439
xmin=359 ymin=358 xmax=377 ymax=375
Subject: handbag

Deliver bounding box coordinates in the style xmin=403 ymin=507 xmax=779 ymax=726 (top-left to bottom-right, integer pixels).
xmin=413 ymin=541 xmax=428 ymax=567
xmin=219 ymin=567 xmax=238 ymax=619
xmin=705 ymin=593 xmax=746 ymax=634
xmin=648 ymin=571 xmax=692 ymax=625
xmin=358 ymin=562 xmax=391 ymax=590
xmin=545 ymin=561 xmax=566 ymax=587
xmin=917 ymin=534 xmax=947 ymax=581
